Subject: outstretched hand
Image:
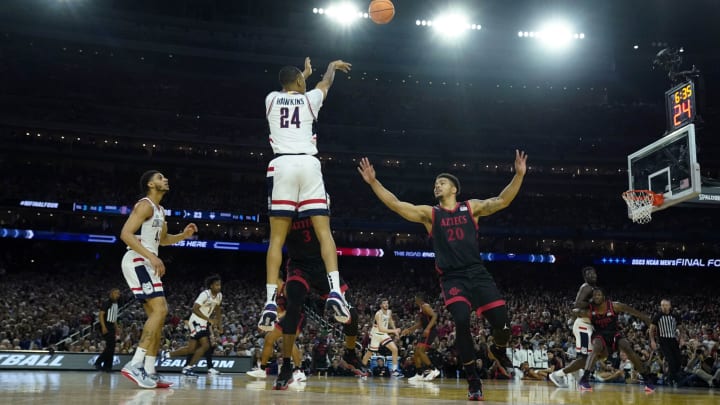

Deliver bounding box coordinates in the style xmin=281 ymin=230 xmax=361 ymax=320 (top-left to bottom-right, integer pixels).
xmin=331 ymin=60 xmax=352 ymax=73
xmin=357 ymin=157 xmax=377 ymax=184
xmin=303 ymin=57 xmax=312 ymax=78
xmin=514 ymin=149 xmax=528 ymax=176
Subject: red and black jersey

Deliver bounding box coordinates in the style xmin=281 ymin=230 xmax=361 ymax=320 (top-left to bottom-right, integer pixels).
xmin=430 ymin=201 xmax=482 ymax=275
xmin=590 ymin=300 xmax=619 ymax=335
xmin=286 ymin=217 xmax=322 ymax=263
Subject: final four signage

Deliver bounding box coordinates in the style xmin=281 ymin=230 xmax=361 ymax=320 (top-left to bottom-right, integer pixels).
xmin=597 ymin=257 xmax=720 ymax=268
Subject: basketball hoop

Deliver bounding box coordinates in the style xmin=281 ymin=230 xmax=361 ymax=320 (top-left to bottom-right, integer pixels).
xmin=622 ymin=190 xmax=664 ymax=224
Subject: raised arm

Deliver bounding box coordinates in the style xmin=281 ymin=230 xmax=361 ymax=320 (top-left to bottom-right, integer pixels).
xmin=469 ymin=150 xmax=527 ymax=217
xmin=358 ymin=157 xmax=433 ymax=232
xmin=614 ymin=302 xmax=652 ymax=325
xmin=302 ymin=57 xmax=313 ymax=80
xmin=315 ymin=59 xmax=352 ymax=100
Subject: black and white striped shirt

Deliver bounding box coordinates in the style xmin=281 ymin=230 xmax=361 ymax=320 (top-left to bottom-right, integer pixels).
xmin=102 ymin=301 xmax=119 ymax=324
xmin=652 ymin=312 xmax=680 ymax=339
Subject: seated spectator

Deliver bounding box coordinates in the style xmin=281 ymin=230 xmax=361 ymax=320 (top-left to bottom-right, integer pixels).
xmin=373 ymin=357 xmax=391 ymax=377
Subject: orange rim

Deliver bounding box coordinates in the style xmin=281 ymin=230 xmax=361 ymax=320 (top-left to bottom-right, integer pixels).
xmin=622 ymin=190 xmax=664 ymax=207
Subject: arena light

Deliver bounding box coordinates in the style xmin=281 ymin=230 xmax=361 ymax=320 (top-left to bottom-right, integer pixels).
xmin=314 ymin=3 xmax=365 ymax=25
xmin=518 ymin=21 xmax=584 ymax=50
xmin=433 ymin=14 xmax=469 ymax=37
xmin=537 ymin=21 xmax=574 ymax=49
xmin=416 ymin=12 xmax=480 ymax=36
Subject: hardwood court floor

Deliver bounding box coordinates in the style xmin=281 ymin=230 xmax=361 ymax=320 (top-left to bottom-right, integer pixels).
xmin=0 ymin=371 xmax=717 ymax=404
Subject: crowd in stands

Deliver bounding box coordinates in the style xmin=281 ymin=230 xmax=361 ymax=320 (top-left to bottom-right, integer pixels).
xmin=1 ymin=246 xmax=718 ymax=388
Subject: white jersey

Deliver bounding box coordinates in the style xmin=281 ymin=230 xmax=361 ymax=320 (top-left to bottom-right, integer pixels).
xmin=128 ymin=197 xmax=164 ymax=255
xmin=265 ymin=88 xmax=323 ymax=155
xmin=373 ymin=309 xmax=391 ymax=331
xmin=189 ymin=289 xmax=222 ymax=327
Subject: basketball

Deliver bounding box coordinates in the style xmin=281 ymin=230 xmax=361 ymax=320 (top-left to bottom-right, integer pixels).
xmin=368 ymin=0 xmax=395 ymax=25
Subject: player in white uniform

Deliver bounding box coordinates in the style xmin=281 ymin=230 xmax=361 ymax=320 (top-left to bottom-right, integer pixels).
xmin=361 ymin=299 xmax=402 ymax=377
xmin=165 ymin=274 xmax=223 ymax=377
xmin=549 ymin=266 xmax=598 ymax=388
xmin=261 ymin=57 xmax=353 ymax=331
xmin=119 ymin=170 xmax=198 ymax=389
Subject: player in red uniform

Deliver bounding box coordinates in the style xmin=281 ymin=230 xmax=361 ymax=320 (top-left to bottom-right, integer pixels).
xmin=358 ymin=151 xmax=527 ymax=400
xmin=577 ymin=288 xmax=655 ymax=393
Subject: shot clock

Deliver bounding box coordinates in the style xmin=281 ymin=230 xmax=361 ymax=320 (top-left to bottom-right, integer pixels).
xmin=665 ymin=81 xmax=696 ymax=131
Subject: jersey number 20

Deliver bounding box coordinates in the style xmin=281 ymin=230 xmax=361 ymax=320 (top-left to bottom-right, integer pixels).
xmin=446 ymin=227 xmax=465 ymax=241
xmin=280 ymin=107 xmax=301 ymax=129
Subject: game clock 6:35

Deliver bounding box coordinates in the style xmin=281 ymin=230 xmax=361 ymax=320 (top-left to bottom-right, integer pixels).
xmin=666 ymin=81 xmax=695 ymax=131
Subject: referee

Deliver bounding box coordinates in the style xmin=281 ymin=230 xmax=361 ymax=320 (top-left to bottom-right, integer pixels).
xmin=94 ymin=288 xmax=120 ymax=372
xmin=649 ymin=299 xmax=682 ymax=385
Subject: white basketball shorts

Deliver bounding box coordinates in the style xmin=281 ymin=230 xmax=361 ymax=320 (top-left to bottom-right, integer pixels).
xmin=266 ymin=154 xmax=329 ymax=217
xmin=573 ymin=317 xmax=594 ymax=355
xmin=369 ymin=327 xmax=393 ymax=352
xmin=121 ymin=250 xmax=164 ymax=303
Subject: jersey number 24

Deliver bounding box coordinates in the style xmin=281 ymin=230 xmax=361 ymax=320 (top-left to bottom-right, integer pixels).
xmin=280 ymin=107 xmax=301 ymax=129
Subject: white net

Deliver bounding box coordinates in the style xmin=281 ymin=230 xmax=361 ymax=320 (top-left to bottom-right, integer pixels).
xmin=622 ymin=190 xmax=654 ymax=224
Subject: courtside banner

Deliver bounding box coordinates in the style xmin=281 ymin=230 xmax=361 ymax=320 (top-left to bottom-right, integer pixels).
xmin=0 ymin=351 xmax=253 ymax=373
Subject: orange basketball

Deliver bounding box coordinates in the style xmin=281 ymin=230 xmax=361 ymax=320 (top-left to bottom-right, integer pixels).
xmin=368 ymin=0 xmax=395 ymax=25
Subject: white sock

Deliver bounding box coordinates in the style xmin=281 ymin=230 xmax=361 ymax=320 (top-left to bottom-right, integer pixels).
xmin=144 ymin=356 xmax=157 ymax=374
xmin=131 ymin=347 xmax=147 ymax=366
xmin=266 ymin=284 xmax=278 ymax=304
xmin=556 ymin=369 xmax=566 ymax=377
xmin=327 ymin=271 xmax=341 ymax=293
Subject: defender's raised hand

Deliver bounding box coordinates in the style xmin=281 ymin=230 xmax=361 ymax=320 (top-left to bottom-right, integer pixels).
xmin=514 ymin=149 xmax=528 ymax=176
xmin=357 ymin=157 xmax=377 ymax=184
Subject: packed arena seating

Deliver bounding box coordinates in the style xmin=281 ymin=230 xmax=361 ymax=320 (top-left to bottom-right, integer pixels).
xmin=1 ymin=244 xmax=718 ymax=385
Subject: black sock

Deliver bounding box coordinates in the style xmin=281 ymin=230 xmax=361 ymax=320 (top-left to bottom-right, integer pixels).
xmin=282 ymin=357 xmax=292 ymax=371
